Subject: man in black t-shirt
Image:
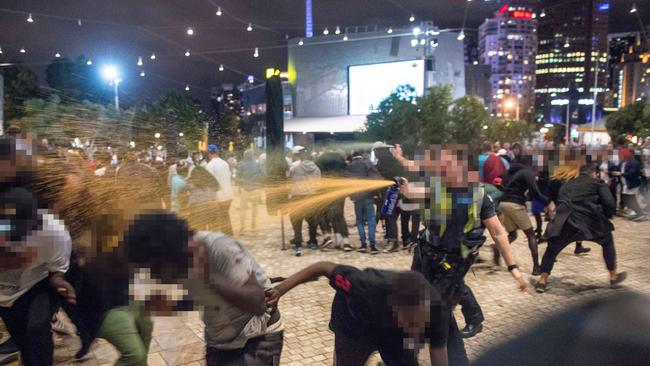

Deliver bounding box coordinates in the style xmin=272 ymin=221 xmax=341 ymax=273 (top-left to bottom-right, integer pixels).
xmin=267 ymin=262 xmax=450 ymax=365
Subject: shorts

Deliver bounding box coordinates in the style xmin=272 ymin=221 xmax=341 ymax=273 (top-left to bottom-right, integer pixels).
xmin=499 ymin=202 xmax=533 ymax=232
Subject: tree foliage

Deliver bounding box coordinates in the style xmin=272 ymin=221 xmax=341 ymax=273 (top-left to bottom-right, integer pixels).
xmin=1 ymin=63 xmax=40 ymax=121
xmin=45 ymin=56 xmax=111 ymax=104
xmin=606 ymin=98 xmax=650 ymax=143
xmin=133 ymin=92 xmax=207 ymax=154
xmin=364 ymin=85 xmax=534 ymax=152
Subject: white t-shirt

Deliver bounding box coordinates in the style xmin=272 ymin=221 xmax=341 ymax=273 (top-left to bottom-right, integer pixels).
xmin=0 ymin=211 xmax=72 ymax=307
xmin=205 ymin=157 xmax=234 ymax=202
xmin=643 ymin=148 xmax=650 ymax=178
xmin=184 ymin=232 xmax=277 ymax=349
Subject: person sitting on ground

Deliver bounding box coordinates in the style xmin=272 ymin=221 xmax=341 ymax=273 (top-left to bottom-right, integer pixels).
xmin=267 ymin=262 xmax=449 ymax=366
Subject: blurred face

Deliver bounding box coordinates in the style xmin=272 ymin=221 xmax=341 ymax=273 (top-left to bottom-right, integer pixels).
xmin=440 ymin=149 xmax=472 ymax=187
xmin=395 ymin=303 xmax=430 ymax=341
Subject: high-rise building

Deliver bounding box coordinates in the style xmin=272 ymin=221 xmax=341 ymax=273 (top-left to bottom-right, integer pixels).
xmin=535 ymin=0 xmax=609 ymax=125
xmin=608 ymin=30 xmax=650 ymax=108
xmin=479 ymin=3 xmax=538 ymax=120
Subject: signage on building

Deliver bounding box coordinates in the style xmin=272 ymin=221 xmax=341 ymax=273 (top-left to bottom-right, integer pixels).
xmin=499 ymin=4 xmax=534 ymax=20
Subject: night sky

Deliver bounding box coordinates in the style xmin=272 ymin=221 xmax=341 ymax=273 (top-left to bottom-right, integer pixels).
xmin=0 ymin=0 xmax=646 ymax=104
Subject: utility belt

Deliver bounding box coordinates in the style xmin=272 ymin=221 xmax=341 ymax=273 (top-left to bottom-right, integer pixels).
xmin=416 ymin=227 xmax=487 ymax=300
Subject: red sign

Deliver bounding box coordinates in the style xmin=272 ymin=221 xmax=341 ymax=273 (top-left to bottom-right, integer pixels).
xmin=511 ymin=10 xmax=533 ymax=19
xmin=499 ymin=4 xmax=509 ymax=14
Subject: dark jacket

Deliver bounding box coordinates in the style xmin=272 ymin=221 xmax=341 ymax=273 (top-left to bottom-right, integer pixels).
xmin=316 ymin=152 xmax=348 ymax=177
xmin=544 ymin=174 xmax=615 ymax=240
xmin=347 ymin=155 xmax=381 ymax=200
xmin=501 ymin=164 xmax=548 ymax=206
xmin=622 ymin=158 xmax=642 ymax=189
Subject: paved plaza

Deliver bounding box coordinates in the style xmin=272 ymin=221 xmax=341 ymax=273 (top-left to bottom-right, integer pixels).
xmin=51 ymin=198 xmax=650 ymax=366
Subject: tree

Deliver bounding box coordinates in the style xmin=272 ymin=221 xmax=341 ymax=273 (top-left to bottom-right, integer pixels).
xmin=134 ymin=92 xmax=207 ymax=154
xmin=606 ymin=98 xmax=650 ymax=143
xmin=363 ymin=85 xmax=489 ymax=152
xmin=448 ymin=96 xmax=490 ymax=144
xmin=45 ymin=56 xmax=111 ymax=104
xmin=1 ymin=63 xmax=40 ymax=122
xmin=484 ymin=119 xmax=536 ymax=145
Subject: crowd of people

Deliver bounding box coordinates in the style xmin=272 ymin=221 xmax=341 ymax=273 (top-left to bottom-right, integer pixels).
xmin=1 ymin=124 xmax=649 ymax=366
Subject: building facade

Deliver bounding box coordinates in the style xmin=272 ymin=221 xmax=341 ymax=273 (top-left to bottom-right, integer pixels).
xmin=535 ymin=0 xmax=609 ymax=125
xmin=609 ymin=30 xmax=650 ymax=108
xmin=287 ymin=23 xmax=466 ymax=120
xmin=479 ymin=3 xmax=538 ymax=120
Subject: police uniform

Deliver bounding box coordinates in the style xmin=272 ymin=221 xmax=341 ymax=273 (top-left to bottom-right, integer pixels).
xmin=411 ymin=185 xmax=497 ymax=366
xmin=327 ymin=265 xmax=449 ymax=366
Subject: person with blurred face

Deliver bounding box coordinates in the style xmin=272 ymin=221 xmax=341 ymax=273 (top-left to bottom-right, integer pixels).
xmin=0 ymin=188 xmax=74 ymax=366
xmin=266 ymin=262 xmax=448 ymax=366
xmin=394 ymin=146 xmax=527 ymax=365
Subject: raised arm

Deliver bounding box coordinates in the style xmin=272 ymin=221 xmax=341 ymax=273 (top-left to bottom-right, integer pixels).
xmin=266 ymin=261 xmax=337 ymax=307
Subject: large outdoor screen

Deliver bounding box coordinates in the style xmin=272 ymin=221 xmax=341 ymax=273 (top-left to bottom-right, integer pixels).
xmin=348 ymin=59 xmax=424 ymax=115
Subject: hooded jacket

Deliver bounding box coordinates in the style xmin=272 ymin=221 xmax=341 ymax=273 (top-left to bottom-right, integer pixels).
xmin=289 ymin=159 xmax=321 ymax=197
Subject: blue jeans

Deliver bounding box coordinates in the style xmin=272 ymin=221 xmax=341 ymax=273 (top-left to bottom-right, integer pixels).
xmin=354 ymin=198 xmax=376 ymax=245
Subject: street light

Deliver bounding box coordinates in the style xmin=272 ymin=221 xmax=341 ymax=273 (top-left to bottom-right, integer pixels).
xmin=101 ymin=65 xmax=122 ymax=109
xmin=154 ymin=132 xmax=161 ymax=139
xmin=504 ymin=98 xmax=520 ymax=120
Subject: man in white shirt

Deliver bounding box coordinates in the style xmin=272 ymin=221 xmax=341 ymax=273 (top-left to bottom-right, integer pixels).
xmin=0 ymin=188 xmax=75 ymax=366
xmin=204 ymin=144 xmax=234 ymax=235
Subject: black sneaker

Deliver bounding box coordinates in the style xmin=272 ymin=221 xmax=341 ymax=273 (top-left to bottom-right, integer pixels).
xmin=535 ymin=282 xmax=547 ymax=293
xmin=574 ymin=246 xmax=591 ymax=255
xmin=532 ymin=265 xmax=541 ymax=276
xmin=343 ymin=244 xmax=353 ymax=252
xmin=308 ymin=242 xmax=319 ymax=250
xmin=0 ymin=338 xmax=18 ymax=354
xmin=383 ymin=241 xmax=399 ymax=253
xmin=370 ymin=246 xmax=380 ymax=255
xmin=610 ymin=271 xmax=627 ymax=288
xmin=357 ymin=242 xmax=368 ymax=253
xmin=460 ymin=323 xmax=483 ymax=339
xmin=294 ymin=247 xmax=303 ymax=257
xmin=321 ymin=236 xmax=333 ymax=248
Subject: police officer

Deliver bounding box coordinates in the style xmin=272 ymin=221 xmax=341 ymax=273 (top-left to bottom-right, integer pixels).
xmin=395 ymin=146 xmax=528 ymax=365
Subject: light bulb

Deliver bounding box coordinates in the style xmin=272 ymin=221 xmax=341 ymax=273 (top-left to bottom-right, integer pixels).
xmin=253 ymin=47 xmax=259 ymax=58
xmin=413 ymin=27 xmax=421 ymax=36
xmin=216 ymin=7 xmax=222 ymax=16
xmin=185 ymin=50 xmax=191 ymax=57
xmin=86 ymin=59 xmax=92 ymax=65
xmin=185 ymin=85 xmax=190 ymax=91
xmin=77 ymin=19 xmax=82 ymax=26
xmin=187 ymin=27 xmax=194 ymax=36
xmin=219 ymin=64 xmax=224 ymax=71
xmin=323 ymin=27 xmax=329 ymax=35
xmin=335 ymin=26 xmax=341 ymax=35
xmin=343 ymin=34 xmax=348 ymax=41
xmin=20 ymin=47 xmax=26 ymax=54
xmin=431 ymin=39 xmax=439 ymax=47
xmin=630 ymin=4 xmax=637 ymax=13
xmin=0 ymin=47 xmax=3 ymax=54
xmin=27 ymin=13 xmax=34 ymax=23
xmin=420 ymin=38 xmax=426 ymax=45
xmin=55 ymin=52 xmax=61 ymax=58
xmin=140 ymin=71 xmax=145 ymax=77
xmin=387 ymin=27 xmax=393 ymax=34
xmin=150 ymin=53 xmax=156 ymax=60
xmin=540 ymin=9 xmax=546 ymax=17
xmin=298 ymin=39 xmax=304 ymax=46
xmin=137 ymin=57 xmax=143 ymax=66
xmin=411 ymin=39 xmax=418 ymax=47
xmin=409 ymin=14 xmax=415 ymax=22
xmin=564 ymin=39 xmax=570 ymax=48
xmin=247 ymin=23 xmax=253 ymax=32
xmin=457 ymin=31 xmax=465 ymax=41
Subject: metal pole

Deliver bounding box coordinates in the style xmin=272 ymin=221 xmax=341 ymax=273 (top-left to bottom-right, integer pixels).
xmin=565 ymin=102 xmax=570 ymax=144
xmin=516 ymin=104 xmax=520 ymax=121
xmin=590 ymin=58 xmax=599 ymax=146
xmin=114 ymin=81 xmax=120 ymax=109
